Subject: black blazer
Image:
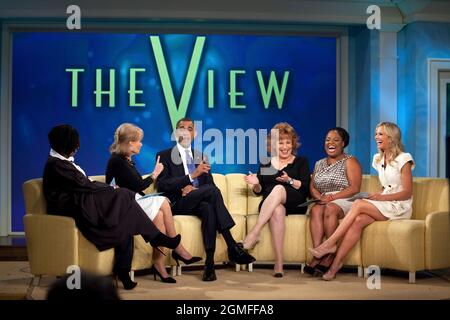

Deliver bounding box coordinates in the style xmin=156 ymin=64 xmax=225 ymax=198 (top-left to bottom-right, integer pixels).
xmin=156 ymin=146 xmax=214 ymax=204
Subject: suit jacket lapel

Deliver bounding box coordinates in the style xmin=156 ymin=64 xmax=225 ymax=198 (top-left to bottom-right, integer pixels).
xmin=169 ymin=146 xmax=185 ymax=176
xmin=192 ymin=149 xmax=207 ymax=186
xmin=192 ymin=149 xmax=203 ymax=166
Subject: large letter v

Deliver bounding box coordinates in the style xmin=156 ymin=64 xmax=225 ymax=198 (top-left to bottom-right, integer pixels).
xmin=150 ymin=36 xmax=205 ymax=131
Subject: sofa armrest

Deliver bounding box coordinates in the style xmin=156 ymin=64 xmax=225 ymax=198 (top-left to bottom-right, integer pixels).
xmin=425 ymin=211 xmax=450 ymax=270
xmin=23 ymin=214 xmax=78 ymax=277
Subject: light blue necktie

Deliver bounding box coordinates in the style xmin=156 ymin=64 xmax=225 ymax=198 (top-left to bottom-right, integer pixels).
xmin=185 ymin=150 xmax=199 ymax=187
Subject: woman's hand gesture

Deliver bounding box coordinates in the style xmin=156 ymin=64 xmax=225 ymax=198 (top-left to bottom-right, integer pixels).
xmin=244 ymin=171 xmax=259 ymax=186
xmin=275 ymin=171 xmax=290 ymax=184
xmin=152 ymin=156 xmax=164 ymax=180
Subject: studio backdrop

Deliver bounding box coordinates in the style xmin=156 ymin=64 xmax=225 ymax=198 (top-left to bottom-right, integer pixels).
xmin=11 ymin=32 xmax=336 ymax=232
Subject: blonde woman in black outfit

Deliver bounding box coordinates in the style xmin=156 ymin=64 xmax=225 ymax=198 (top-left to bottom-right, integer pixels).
xmin=244 ymin=122 xmax=310 ymax=277
xmin=105 ymin=123 xmax=201 ymax=283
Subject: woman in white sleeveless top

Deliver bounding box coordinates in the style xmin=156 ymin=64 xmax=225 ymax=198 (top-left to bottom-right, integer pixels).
xmin=309 ymin=122 xmax=415 ymax=280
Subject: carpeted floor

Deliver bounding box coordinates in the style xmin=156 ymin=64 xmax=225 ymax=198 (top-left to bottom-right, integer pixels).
xmin=1 ymin=261 xmax=449 ymax=300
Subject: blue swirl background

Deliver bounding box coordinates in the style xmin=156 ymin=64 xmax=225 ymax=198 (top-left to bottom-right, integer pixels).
xmin=12 ymin=33 xmax=336 ymax=231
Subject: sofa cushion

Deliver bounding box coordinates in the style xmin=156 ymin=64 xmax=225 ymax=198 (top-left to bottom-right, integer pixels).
xmin=225 ymin=174 xmax=248 ymax=215
xmin=89 ymin=175 xmax=105 ymax=183
xmin=246 ymin=214 xmax=307 ymax=262
xmin=361 ymin=220 xmax=425 ymax=272
xmin=172 ymin=214 xmax=246 ymax=264
xmin=247 ymin=187 xmax=263 ymax=215
xmin=361 ymin=175 xmax=381 ymax=194
xmin=212 ymin=173 xmax=228 ymax=209
xmin=78 ymin=231 xmax=115 ymax=276
xmin=131 ymin=235 xmax=160 ymax=271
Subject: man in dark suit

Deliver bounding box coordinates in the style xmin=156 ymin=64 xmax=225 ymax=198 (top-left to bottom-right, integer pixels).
xmin=156 ymin=118 xmax=256 ymax=281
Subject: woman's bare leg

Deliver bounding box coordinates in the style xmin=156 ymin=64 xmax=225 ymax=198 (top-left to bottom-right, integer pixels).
xmin=323 ymin=203 xmax=344 ymax=238
xmin=312 ymin=200 xmax=387 ymax=257
xmin=269 ymin=204 xmax=286 ymax=274
xmin=308 ymin=204 xmax=326 ymax=267
xmin=244 ymin=185 xmax=287 ymax=249
xmin=159 ymin=199 xmax=192 ymax=259
xmin=152 ymin=210 xmax=169 ymax=277
xmin=320 ymin=203 xmax=345 ymax=267
xmin=310 ymin=204 xmax=326 ymax=247
xmin=324 ymin=213 xmax=375 ymax=279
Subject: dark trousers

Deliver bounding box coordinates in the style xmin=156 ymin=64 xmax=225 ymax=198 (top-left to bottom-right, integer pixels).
xmin=172 ymin=184 xmax=235 ymax=252
xmin=113 ymin=236 xmax=134 ymax=273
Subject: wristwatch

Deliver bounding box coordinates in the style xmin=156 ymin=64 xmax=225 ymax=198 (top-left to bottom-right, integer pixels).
xmin=288 ymin=178 xmax=294 ymax=186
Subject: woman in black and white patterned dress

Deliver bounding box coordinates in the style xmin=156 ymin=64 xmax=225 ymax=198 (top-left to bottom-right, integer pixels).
xmin=305 ymin=127 xmax=362 ymax=275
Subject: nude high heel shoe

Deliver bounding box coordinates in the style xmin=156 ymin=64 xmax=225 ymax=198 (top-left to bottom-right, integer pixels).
xmin=243 ymin=234 xmax=260 ymax=250
xmin=322 ymin=263 xmax=343 ymax=281
xmin=308 ymin=244 xmax=337 ymax=259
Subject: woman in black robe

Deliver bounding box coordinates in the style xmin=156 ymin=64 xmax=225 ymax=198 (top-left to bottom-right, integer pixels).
xmin=42 ymin=124 xmax=181 ymax=290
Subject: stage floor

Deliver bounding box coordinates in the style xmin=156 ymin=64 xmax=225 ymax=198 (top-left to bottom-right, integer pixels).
xmin=1 ymin=261 xmax=449 ymax=300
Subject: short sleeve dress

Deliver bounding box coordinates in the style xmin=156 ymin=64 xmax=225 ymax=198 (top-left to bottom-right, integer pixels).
xmin=365 ymin=152 xmax=415 ymax=220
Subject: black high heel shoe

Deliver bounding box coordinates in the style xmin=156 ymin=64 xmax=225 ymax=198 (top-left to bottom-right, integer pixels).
xmin=315 ymin=264 xmax=331 ymax=274
xmin=171 ymin=251 xmax=202 ymax=266
xmin=304 ymin=254 xmax=331 ymax=276
xmin=150 ymin=233 xmax=181 ymax=250
xmin=150 ymin=265 xmax=176 ymax=283
xmin=303 ymin=264 xmax=317 ymax=276
xmin=116 ymin=270 xmax=138 ymax=290
xmin=315 ymin=254 xmax=334 ymax=274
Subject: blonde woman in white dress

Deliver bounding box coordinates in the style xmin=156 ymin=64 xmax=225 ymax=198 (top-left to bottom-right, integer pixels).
xmin=309 ymin=122 xmax=415 ymax=280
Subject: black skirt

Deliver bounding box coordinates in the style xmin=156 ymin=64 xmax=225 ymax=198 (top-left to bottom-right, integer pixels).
xmin=258 ymin=185 xmax=307 ymax=215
